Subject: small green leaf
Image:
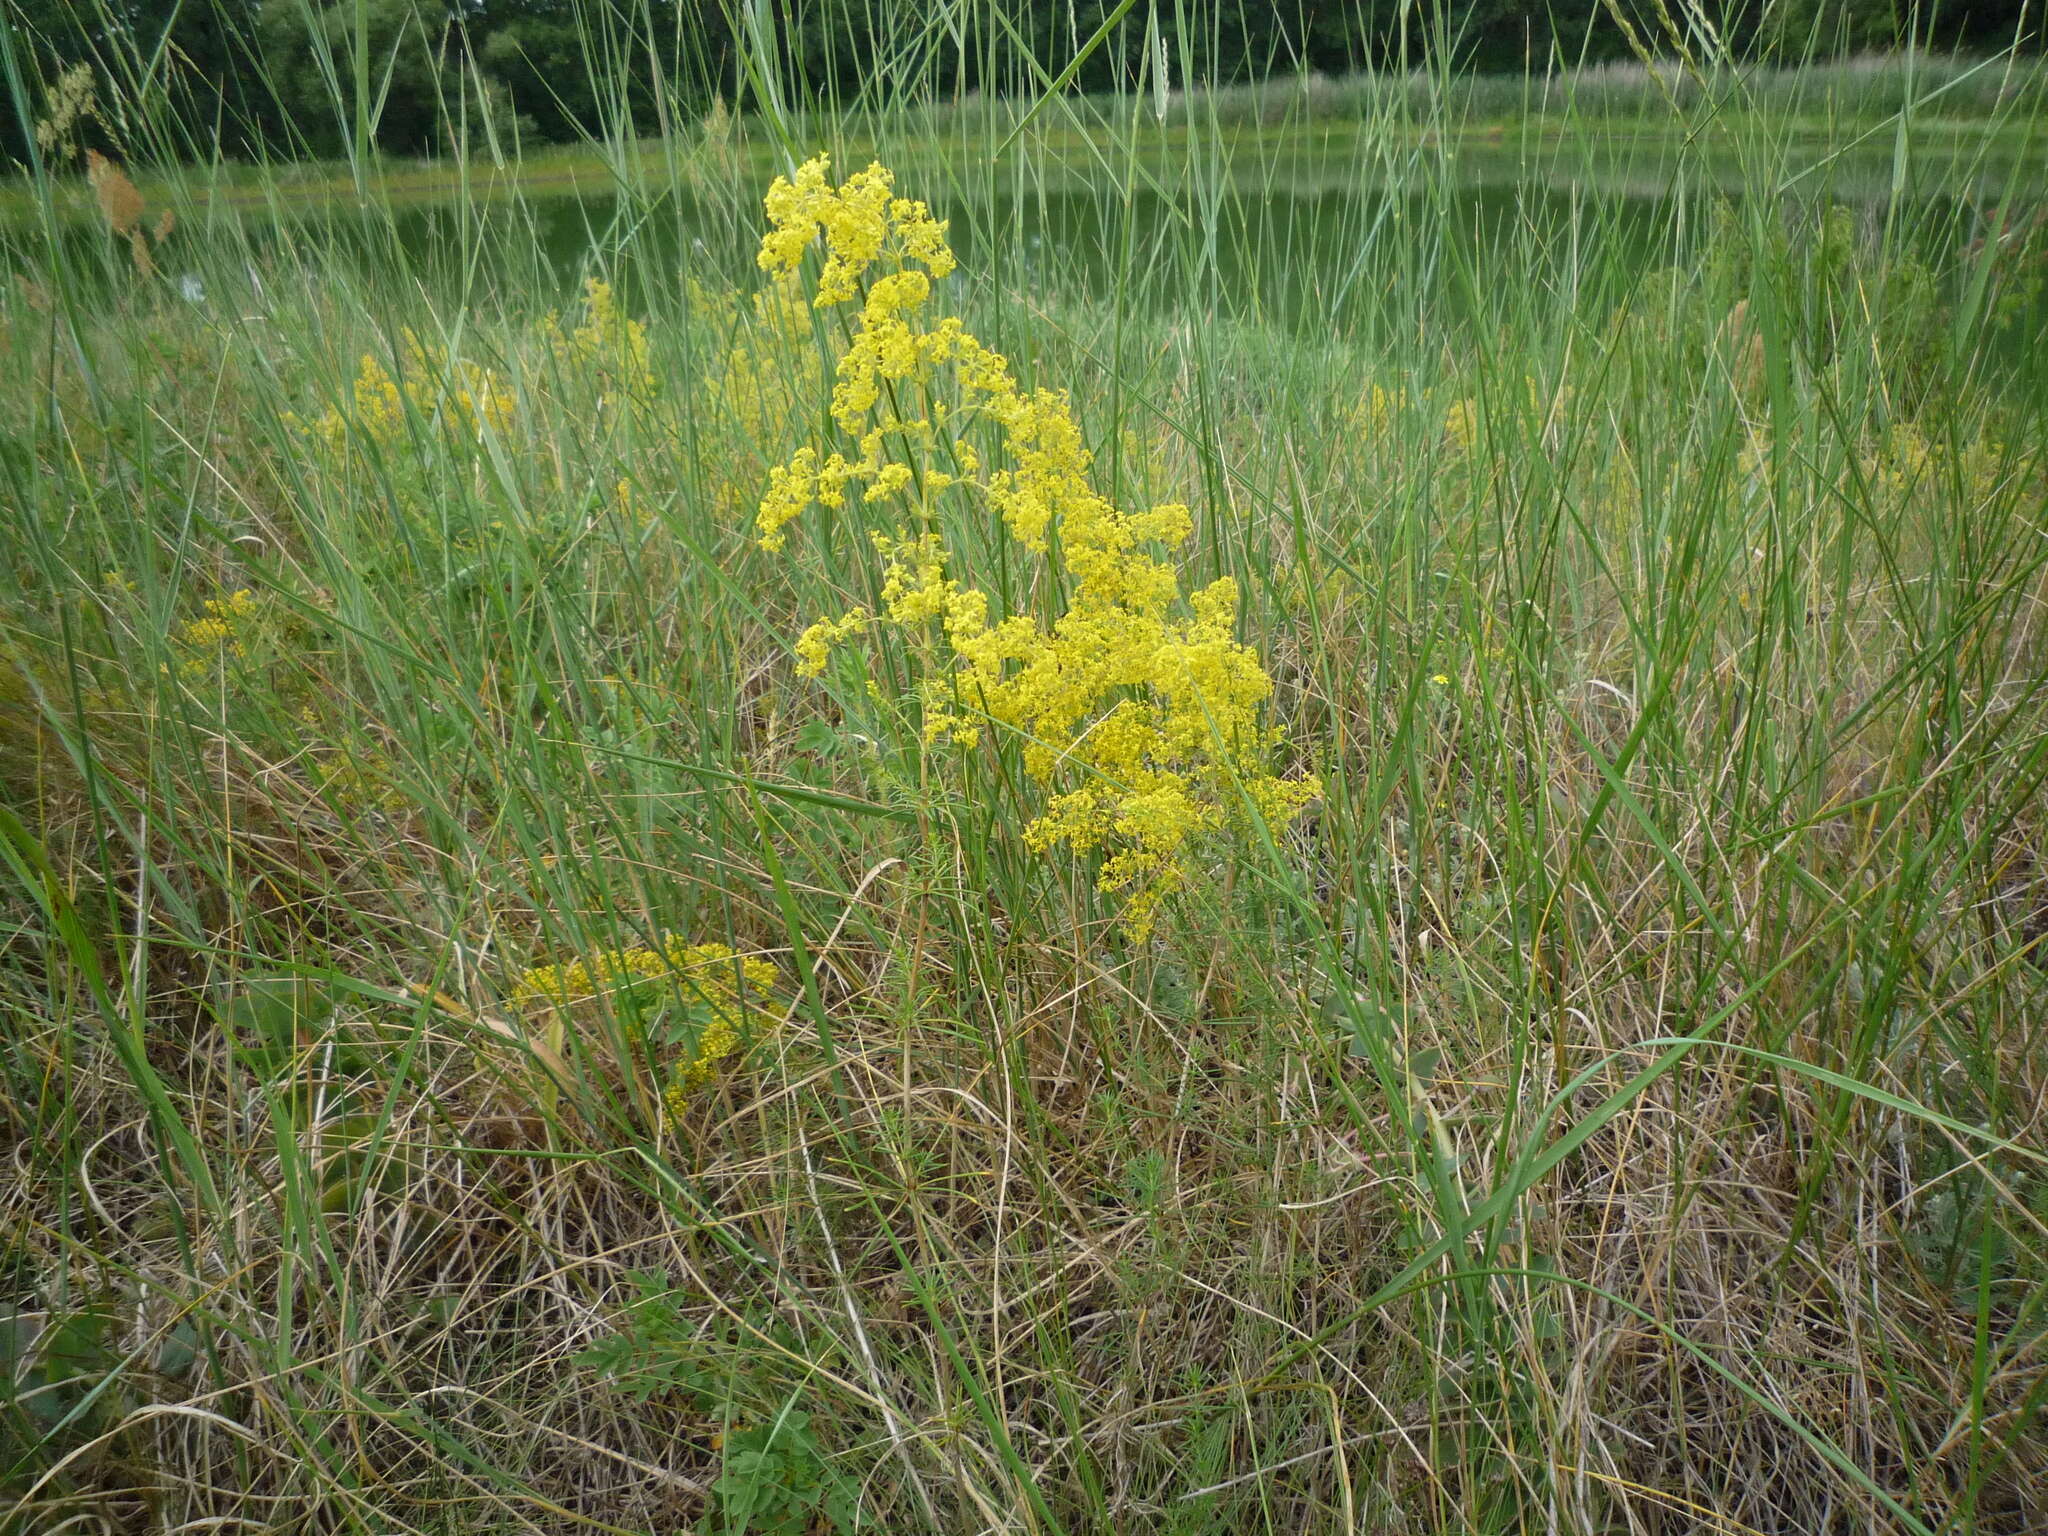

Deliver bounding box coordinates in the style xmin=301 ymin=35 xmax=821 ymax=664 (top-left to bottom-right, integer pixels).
xmin=793 ymin=719 xmax=839 ymax=756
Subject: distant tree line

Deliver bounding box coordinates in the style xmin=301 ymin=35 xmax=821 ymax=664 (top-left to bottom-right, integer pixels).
xmin=3 ymin=0 xmax=2039 ymax=166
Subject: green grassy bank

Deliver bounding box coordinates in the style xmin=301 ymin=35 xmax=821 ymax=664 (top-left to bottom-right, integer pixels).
xmin=5 ymin=51 xmax=2047 ymax=228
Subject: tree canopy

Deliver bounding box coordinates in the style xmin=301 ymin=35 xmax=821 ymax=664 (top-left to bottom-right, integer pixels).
xmin=2 ymin=0 xmax=2038 ymax=166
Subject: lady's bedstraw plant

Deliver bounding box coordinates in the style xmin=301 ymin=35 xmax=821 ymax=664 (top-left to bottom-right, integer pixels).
xmin=289 ymin=282 xmax=652 ymax=457
xmin=514 ymin=939 xmax=778 ymax=1123
xmin=757 ymin=157 xmax=1319 ymax=937
xmin=292 ymin=334 xmax=515 ymax=452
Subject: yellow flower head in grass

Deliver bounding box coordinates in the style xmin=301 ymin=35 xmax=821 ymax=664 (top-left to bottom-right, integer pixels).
xmin=691 ymin=271 xmax=826 ymax=512
xmin=513 ymin=938 xmax=777 ymax=1118
xmin=1443 ymin=397 xmax=1479 ymax=455
xmin=172 ymin=588 xmax=259 ymax=675
xmin=293 ymin=336 xmax=515 ymax=452
xmin=352 ymin=354 xmax=406 ymax=442
xmin=756 ymin=155 xmax=1319 ymax=938
xmin=543 ymin=277 xmax=656 ymax=403
xmin=1347 ymin=382 xmax=1396 ymax=442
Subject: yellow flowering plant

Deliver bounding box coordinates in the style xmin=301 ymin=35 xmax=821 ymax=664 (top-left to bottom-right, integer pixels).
xmin=684 ymin=270 xmax=827 ymax=521
xmin=540 ymin=277 xmax=656 ymax=405
xmin=756 ymin=155 xmax=1320 ymax=937
xmin=292 ymin=278 xmax=654 ymax=460
xmin=690 ymin=271 xmax=822 ymax=437
xmin=174 ymin=587 xmax=258 ymax=656
xmin=291 ymin=332 xmax=515 ymax=453
xmin=513 ymin=938 xmax=778 ymax=1123
xmin=167 ymin=587 xmax=265 ymax=680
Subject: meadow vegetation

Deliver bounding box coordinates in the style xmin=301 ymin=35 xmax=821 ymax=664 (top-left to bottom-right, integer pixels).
xmin=8 ymin=50 xmax=2048 ymax=229
xmin=4 ymin=25 xmax=2048 ymax=1536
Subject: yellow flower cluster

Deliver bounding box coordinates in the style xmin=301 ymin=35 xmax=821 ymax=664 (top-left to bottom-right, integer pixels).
xmin=1347 ymin=383 xmax=1397 ymax=441
xmin=513 ymin=937 xmax=776 ymax=1116
xmin=1443 ymin=396 xmax=1479 ymax=455
xmin=348 ymin=354 xmax=404 ymax=443
xmin=688 ymin=272 xmax=825 ymax=507
xmin=1871 ymin=419 xmax=2005 ymax=505
xmin=176 ymin=587 xmax=256 ymax=652
xmin=542 ymin=277 xmax=655 ymax=403
xmin=757 ymin=156 xmax=1319 ymax=937
xmin=293 ymin=334 xmax=515 ymax=452
xmin=293 ymin=279 xmax=657 ymax=458
xmin=758 ymin=158 xmax=956 ymax=307
xmin=172 ymin=588 xmax=259 ymax=675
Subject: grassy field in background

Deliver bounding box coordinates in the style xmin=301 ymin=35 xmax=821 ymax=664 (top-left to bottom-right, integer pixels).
xmin=4 ymin=38 xmax=2048 ymax=1536
xmin=4 ymin=52 xmax=2047 ymax=227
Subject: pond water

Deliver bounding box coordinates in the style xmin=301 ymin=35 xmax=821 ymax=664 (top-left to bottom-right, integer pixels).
xmin=11 ymin=128 xmax=2044 ymax=358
